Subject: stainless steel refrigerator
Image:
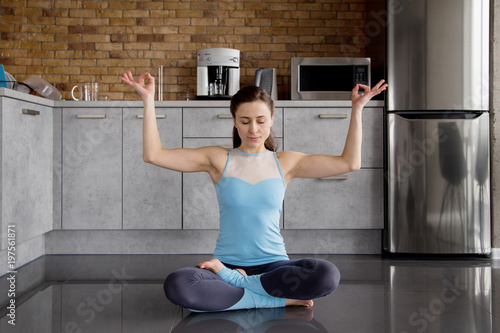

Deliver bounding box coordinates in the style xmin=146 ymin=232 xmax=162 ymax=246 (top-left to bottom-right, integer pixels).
xmin=384 ymin=0 xmax=491 ymax=254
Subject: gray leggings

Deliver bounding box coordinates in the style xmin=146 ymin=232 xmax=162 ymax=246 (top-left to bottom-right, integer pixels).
xmin=164 ymin=258 xmax=341 ymax=312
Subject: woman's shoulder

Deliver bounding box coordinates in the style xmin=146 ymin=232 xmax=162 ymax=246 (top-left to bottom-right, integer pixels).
xmin=276 ymin=150 xmax=305 ymax=171
xmin=199 ymin=145 xmax=230 ymax=154
xmin=194 ymin=146 xmax=230 ymax=183
xmin=276 ymin=150 xmax=305 ymax=160
xmin=204 ymin=145 xmax=230 ymax=167
xmin=200 ymin=145 xmax=230 ymax=161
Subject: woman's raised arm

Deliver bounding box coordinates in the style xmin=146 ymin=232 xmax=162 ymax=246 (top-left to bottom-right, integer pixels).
xmin=120 ymin=72 xmax=227 ymax=180
xmin=278 ymin=80 xmax=388 ymax=184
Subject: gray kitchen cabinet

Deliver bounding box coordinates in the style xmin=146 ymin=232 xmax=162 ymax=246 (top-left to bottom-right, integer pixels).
xmin=183 ymin=108 xmax=235 ymax=138
xmin=283 ymin=107 xmax=384 ymax=229
xmin=284 ymin=170 xmax=384 ymax=229
xmin=62 ymin=108 xmax=122 ymax=229
xmin=283 ymin=107 xmax=383 ymax=168
xmin=0 ymin=97 xmax=53 ymax=248
xmin=123 ymin=108 xmax=182 ymax=229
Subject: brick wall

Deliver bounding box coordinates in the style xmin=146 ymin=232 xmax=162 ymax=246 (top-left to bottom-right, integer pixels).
xmin=0 ymin=0 xmax=384 ymax=100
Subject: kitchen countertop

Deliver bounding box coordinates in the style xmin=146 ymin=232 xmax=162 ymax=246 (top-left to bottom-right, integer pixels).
xmin=0 ymin=88 xmax=385 ymax=108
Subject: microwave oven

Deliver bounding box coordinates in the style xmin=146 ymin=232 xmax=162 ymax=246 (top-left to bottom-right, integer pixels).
xmin=291 ymin=57 xmax=370 ymax=100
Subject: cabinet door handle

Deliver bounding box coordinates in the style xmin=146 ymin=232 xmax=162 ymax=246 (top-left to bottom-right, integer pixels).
xmin=320 ymin=175 xmax=349 ymax=180
xmin=318 ymin=114 xmax=348 ymax=119
xmin=137 ymin=114 xmax=166 ymax=119
xmin=76 ymin=114 xmax=106 ymax=119
xmin=22 ymin=109 xmax=40 ymax=116
xmin=217 ymin=114 xmax=233 ymax=119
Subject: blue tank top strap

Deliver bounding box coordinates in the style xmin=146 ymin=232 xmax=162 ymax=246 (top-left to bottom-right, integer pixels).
xmin=217 ymin=148 xmax=232 ymax=184
xmin=272 ymin=152 xmax=286 ymax=187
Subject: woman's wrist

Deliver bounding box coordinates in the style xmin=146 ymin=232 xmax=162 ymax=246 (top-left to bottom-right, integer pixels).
xmin=351 ymin=105 xmax=363 ymax=114
xmin=143 ymin=95 xmax=155 ymax=107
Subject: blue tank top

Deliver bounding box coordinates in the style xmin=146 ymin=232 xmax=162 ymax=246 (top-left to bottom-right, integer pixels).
xmin=213 ymin=148 xmax=289 ymax=266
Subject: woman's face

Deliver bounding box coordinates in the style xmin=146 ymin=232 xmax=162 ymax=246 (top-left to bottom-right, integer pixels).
xmin=233 ymin=101 xmax=274 ymax=153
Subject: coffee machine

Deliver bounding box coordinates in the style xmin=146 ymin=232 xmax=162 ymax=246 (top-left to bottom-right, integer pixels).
xmin=197 ymin=48 xmax=240 ymax=99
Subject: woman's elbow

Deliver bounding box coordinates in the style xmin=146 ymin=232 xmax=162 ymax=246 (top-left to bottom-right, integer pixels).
xmin=339 ymin=154 xmax=361 ymax=173
xmin=346 ymin=161 xmax=361 ymax=173
xmin=143 ymin=152 xmax=155 ymax=164
xmin=143 ymin=147 xmax=167 ymax=165
xmin=350 ymin=164 xmax=361 ymax=172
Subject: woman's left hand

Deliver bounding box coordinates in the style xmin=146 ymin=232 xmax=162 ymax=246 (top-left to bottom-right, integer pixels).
xmin=351 ymin=79 xmax=388 ymax=109
xmin=121 ymin=71 xmax=155 ymax=101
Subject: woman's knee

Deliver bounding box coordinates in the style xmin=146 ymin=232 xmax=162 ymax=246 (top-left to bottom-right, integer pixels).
xmin=316 ymin=260 xmax=341 ymax=295
xmin=163 ymin=270 xmax=183 ymax=304
xmin=284 ymin=258 xmax=340 ymax=298
xmin=164 ymin=266 xmax=244 ymax=312
xmin=163 ymin=267 xmax=199 ymax=306
xmin=304 ymin=259 xmax=340 ymax=296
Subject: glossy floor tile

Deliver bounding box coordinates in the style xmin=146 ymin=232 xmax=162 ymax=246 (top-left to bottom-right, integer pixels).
xmin=0 ymin=254 xmax=498 ymax=332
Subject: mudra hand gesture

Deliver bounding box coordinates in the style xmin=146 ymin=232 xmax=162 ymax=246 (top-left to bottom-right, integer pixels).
xmin=121 ymin=72 xmax=155 ymax=100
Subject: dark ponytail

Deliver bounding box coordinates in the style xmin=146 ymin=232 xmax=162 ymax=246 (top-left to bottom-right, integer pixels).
xmin=230 ymin=86 xmax=278 ymax=152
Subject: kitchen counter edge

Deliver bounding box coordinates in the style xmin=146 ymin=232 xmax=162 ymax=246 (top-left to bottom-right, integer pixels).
xmin=0 ymin=88 xmax=385 ymax=108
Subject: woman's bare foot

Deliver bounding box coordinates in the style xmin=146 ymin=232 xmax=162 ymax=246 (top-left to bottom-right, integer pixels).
xmin=198 ymin=259 xmax=248 ymax=276
xmin=285 ymin=299 xmax=314 ymax=308
xmin=198 ymin=258 xmax=225 ymax=274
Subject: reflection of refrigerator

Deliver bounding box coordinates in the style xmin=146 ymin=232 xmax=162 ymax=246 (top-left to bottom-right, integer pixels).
xmin=384 ymin=0 xmax=491 ymax=254
xmin=387 ymin=262 xmax=492 ymax=332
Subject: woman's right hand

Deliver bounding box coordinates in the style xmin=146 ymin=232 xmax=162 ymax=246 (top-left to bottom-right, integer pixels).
xmin=121 ymin=71 xmax=155 ymax=101
xmin=351 ymin=79 xmax=387 ymax=110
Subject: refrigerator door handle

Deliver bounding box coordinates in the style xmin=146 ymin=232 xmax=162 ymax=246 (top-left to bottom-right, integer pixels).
xmin=388 ymin=111 xmax=485 ymax=120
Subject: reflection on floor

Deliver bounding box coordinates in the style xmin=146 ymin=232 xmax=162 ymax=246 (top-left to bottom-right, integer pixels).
xmin=0 ymin=254 xmax=498 ymax=332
